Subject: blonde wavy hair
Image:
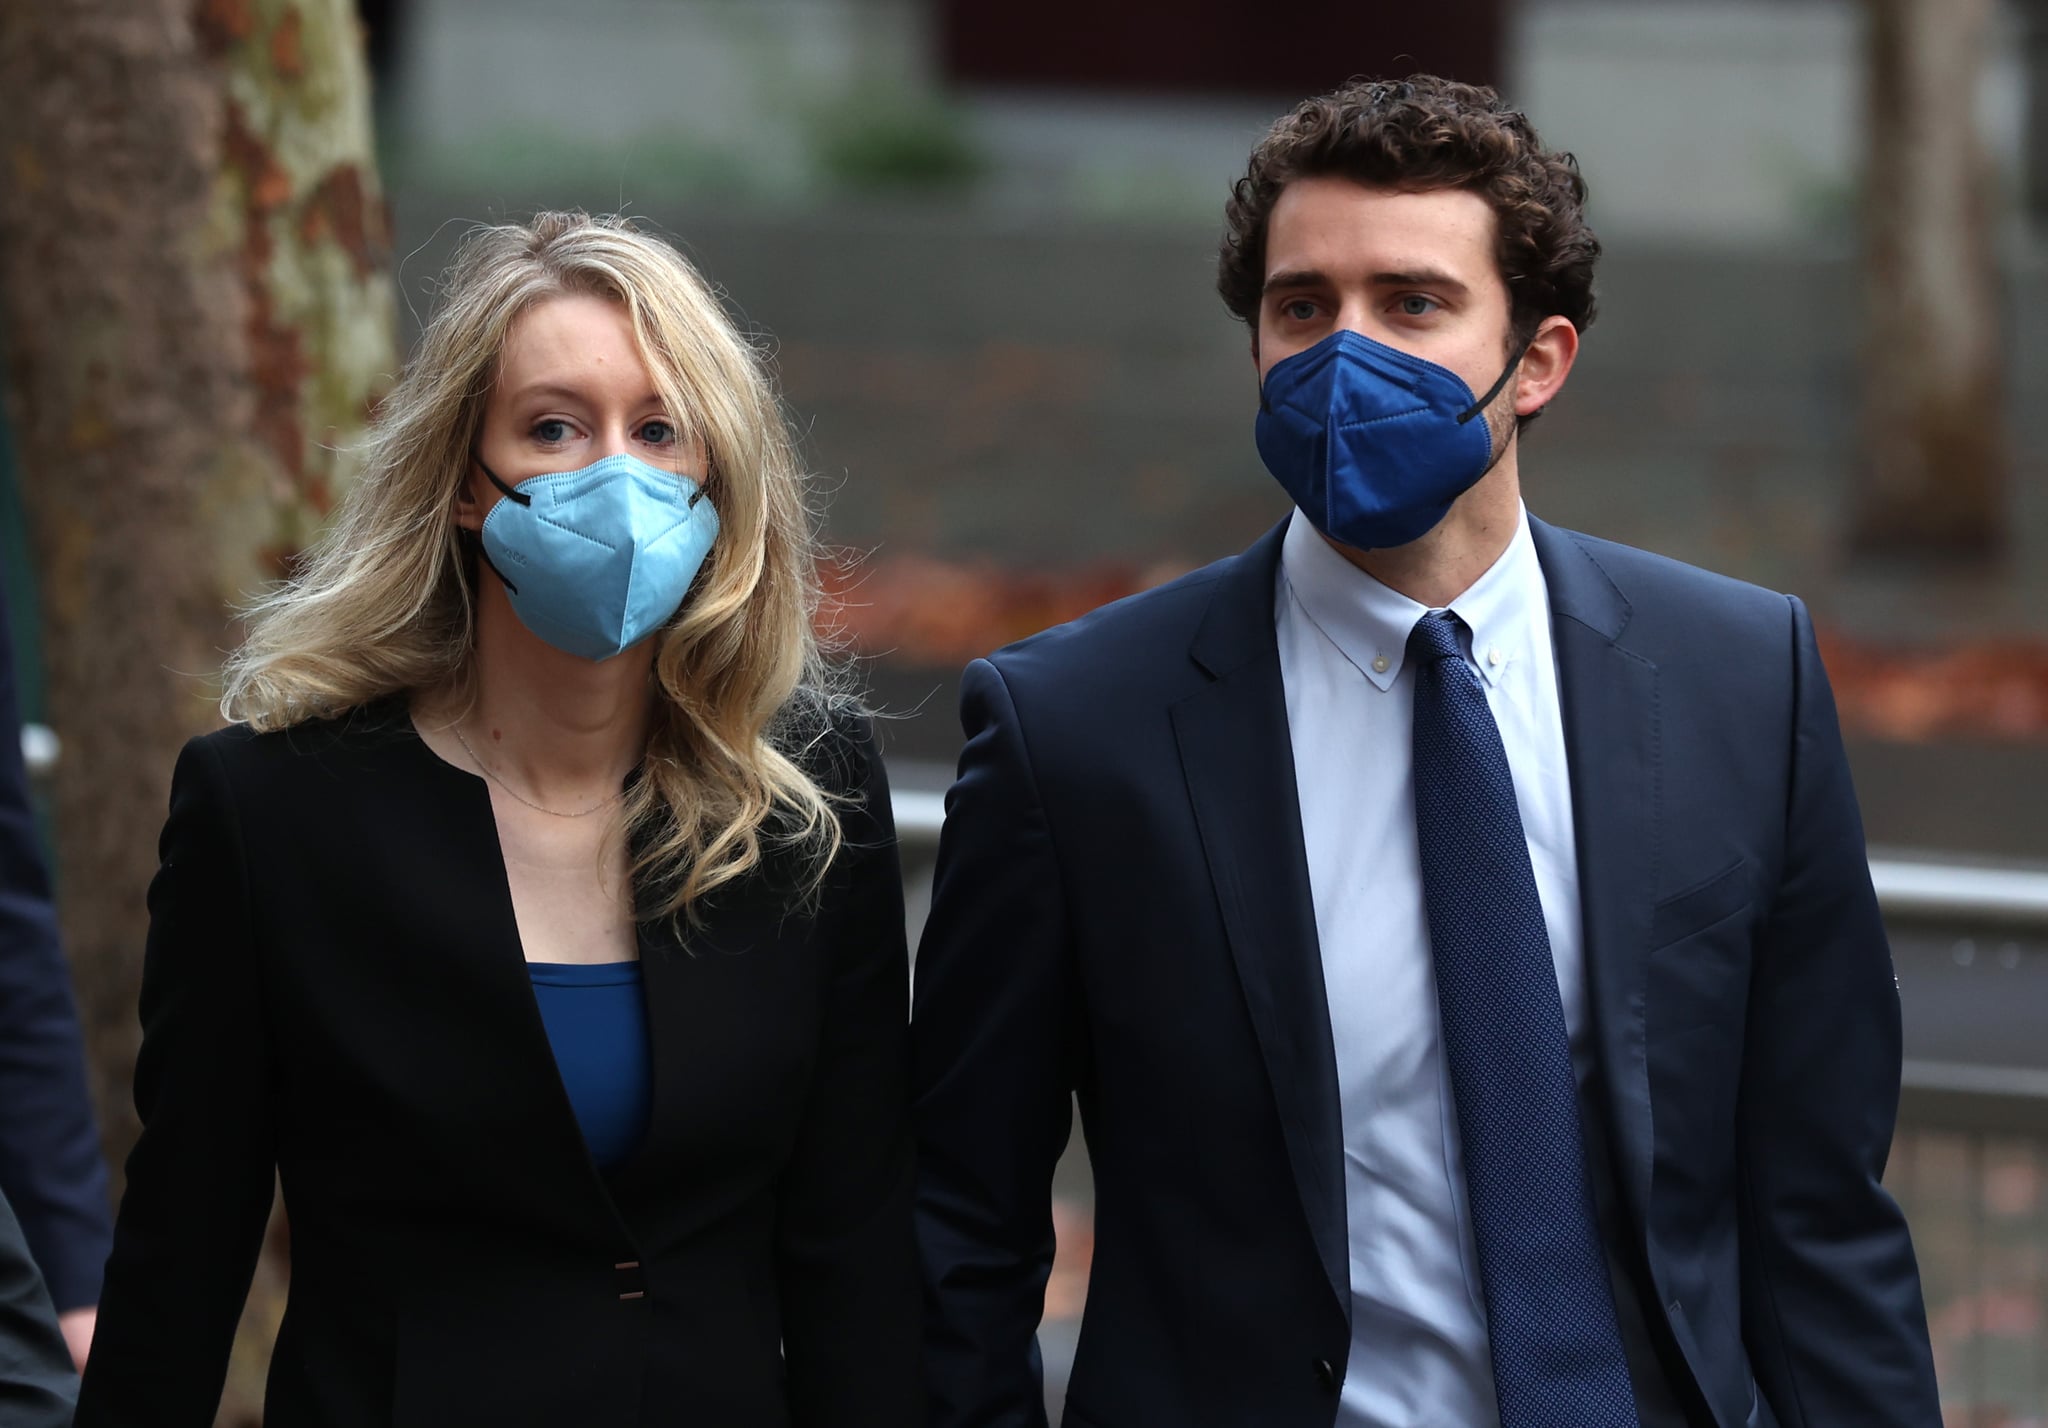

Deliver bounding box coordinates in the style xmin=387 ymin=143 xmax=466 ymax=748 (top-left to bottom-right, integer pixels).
xmin=222 ymin=211 xmax=850 ymax=918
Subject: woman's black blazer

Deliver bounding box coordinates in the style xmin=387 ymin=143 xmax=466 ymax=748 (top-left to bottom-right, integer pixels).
xmin=74 ymin=701 xmax=922 ymax=1427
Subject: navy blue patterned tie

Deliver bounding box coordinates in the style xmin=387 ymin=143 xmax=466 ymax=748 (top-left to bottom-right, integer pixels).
xmin=1408 ymin=611 xmax=1639 ymax=1427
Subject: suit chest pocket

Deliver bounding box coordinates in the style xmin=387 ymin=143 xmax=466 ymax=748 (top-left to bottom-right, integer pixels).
xmin=1646 ymin=859 xmax=1755 ymax=1042
xmin=1648 ymin=858 xmax=1752 ymax=951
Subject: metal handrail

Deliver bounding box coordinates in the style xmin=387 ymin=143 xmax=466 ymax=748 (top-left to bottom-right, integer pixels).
xmin=1866 ymin=858 xmax=2048 ymax=923
xmin=1900 ymin=1059 xmax=2048 ymax=1100
xmin=889 ymin=796 xmax=2048 ymax=930
xmin=892 ymin=790 xmax=947 ymax=845
xmin=890 ymin=794 xmax=2048 ymax=1115
xmin=1900 ymin=1059 xmax=2048 ymax=1123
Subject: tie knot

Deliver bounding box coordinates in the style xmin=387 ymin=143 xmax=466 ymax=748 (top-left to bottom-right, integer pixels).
xmin=1406 ymin=610 xmax=1468 ymax=667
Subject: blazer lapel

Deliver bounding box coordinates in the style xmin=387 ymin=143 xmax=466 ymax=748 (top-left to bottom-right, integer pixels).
xmin=1531 ymin=517 xmax=1661 ymax=1242
xmin=383 ymin=731 xmax=633 ymax=1234
xmin=606 ymin=872 xmax=792 ymax=1211
xmin=1170 ymin=524 xmax=1349 ymax=1322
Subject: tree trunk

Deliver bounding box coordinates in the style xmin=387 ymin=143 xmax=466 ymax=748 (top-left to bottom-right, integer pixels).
xmin=0 ymin=1 xmax=394 ymax=1420
xmin=1856 ymin=0 xmax=2006 ymax=557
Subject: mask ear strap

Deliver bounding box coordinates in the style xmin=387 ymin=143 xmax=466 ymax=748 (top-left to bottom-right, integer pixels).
xmin=457 ymin=527 xmax=519 ymax=598
xmin=464 ymin=454 xmax=525 ymax=595
xmin=1456 ymin=339 xmax=1533 ymax=426
xmin=474 ymin=455 xmax=532 ymax=507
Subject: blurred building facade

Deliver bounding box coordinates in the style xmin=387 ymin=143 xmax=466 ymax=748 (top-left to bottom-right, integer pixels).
xmin=382 ymin=0 xmax=2038 ymax=237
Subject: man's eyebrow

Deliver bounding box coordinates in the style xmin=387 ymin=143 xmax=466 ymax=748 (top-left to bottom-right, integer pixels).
xmin=1261 ymin=266 xmax=1474 ymax=297
xmin=1261 ymin=268 xmax=1330 ymax=296
xmin=1370 ymin=268 xmax=1471 ymax=295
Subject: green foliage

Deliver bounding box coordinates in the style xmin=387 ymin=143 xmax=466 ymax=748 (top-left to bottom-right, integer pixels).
xmin=808 ymin=91 xmax=986 ymax=195
xmin=1762 ymin=138 xmax=1861 ymax=242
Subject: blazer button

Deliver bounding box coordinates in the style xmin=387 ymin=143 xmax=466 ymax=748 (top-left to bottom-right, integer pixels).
xmin=1314 ymin=1357 xmax=1340 ymax=1393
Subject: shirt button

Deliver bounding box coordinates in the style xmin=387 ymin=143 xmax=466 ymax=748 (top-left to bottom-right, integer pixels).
xmin=1371 ymin=654 xmax=1390 ymax=674
xmin=1314 ymin=1357 xmax=1340 ymax=1393
xmin=1487 ymin=646 xmax=1503 ymax=668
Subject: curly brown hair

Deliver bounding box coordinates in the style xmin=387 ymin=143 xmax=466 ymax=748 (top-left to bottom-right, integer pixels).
xmin=1219 ymin=75 xmax=1600 ymax=354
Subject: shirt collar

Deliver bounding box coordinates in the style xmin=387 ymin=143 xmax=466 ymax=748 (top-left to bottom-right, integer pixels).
xmin=1277 ymin=505 xmax=1544 ymax=693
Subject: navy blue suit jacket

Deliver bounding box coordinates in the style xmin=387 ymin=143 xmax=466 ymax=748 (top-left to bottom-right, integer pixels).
xmin=912 ymin=518 xmax=1941 ymax=1428
xmin=0 ymin=568 xmax=112 ymax=1312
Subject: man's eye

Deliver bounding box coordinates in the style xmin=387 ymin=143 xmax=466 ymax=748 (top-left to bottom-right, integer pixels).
xmin=1399 ymin=295 xmax=1441 ymax=317
xmin=638 ymin=420 xmax=676 ymax=446
xmin=532 ymin=419 xmax=571 ymax=443
xmin=1284 ymin=299 xmax=1318 ymax=321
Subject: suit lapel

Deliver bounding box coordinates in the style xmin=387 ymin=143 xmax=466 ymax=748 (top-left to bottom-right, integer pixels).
xmin=1531 ymin=518 xmax=1661 ymax=1241
xmin=606 ymin=873 xmax=792 ymax=1210
xmin=1165 ymin=518 xmax=1662 ymax=1312
xmin=380 ymin=727 xmax=633 ymax=1232
xmin=1170 ymin=524 xmax=1350 ymax=1321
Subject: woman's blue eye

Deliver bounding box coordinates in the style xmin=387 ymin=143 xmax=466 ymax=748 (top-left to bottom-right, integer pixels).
xmin=638 ymin=420 xmax=675 ymax=445
xmin=533 ymin=419 xmax=570 ymax=443
xmin=1400 ymin=295 xmax=1439 ymax=317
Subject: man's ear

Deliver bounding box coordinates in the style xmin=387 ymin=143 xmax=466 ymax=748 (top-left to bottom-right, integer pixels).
xmin=1514 ymin=315 xmax=1579 ymax=417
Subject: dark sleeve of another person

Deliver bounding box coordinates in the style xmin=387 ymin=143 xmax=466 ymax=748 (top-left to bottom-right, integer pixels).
xmin=775 ymin=715 xmax=924 ymax=1427
xmin=0 ymin=561 xmax=113 ymax=1313
xmin=74 ymin=735 xmax=277 ymax=1428
xmin=0 ymin=1184 xmax=77 ymax=1428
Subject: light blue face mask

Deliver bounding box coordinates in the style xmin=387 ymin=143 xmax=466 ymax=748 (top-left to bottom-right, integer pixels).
xmin=473 ymin=452 xmax=720 ymax=662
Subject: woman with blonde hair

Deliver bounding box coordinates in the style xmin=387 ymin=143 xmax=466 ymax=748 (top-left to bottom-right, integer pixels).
xmin=74 ymin=212 xmax=921 ymax=1427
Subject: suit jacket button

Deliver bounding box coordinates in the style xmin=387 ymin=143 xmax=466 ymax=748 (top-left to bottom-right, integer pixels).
xmin=1314 ymin=1358 xmax=1339 ymax=1393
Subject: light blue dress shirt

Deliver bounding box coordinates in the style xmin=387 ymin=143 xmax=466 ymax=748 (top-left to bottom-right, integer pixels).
xmin=1274 ymin=507 xmax=1589 ymax=1428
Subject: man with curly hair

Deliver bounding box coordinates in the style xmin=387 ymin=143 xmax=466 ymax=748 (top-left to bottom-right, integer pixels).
xmin=913 ymin=76 xmax=1941 ymax=1428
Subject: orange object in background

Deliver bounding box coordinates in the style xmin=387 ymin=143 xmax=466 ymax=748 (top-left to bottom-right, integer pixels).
xmin=1816 ymin=629 xmax=2048 ymax=743
xmin=821 ymin=552 xmax=2048 ymax=745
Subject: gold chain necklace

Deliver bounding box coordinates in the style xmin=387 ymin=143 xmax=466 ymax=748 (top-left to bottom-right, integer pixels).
xmin=451 ymin=721 xmax=626 ymax=820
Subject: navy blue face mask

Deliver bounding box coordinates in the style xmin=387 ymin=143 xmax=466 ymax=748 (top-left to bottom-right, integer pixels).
xmin=1255 ymin=329 xmax=1525 ymax=550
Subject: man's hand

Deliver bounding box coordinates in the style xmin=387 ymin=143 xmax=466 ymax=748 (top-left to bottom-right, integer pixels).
xmin=58 ymin=1304 xmax=95 ymax=1370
